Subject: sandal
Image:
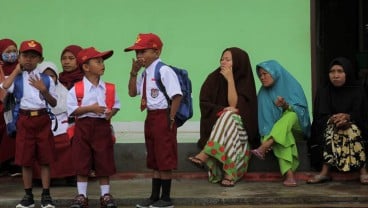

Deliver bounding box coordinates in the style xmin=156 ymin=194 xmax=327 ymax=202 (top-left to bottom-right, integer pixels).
xmin=188 ymin=156 xmax=205 ymax=169
xmin=220 ymin=178 xmax=235 ymax=187
xmin=283 ymin=177 xmax=297 ymax=187
xmin=306 ymin=174 xmax=331 ymax=184
xmin=360 ymin=174 xmax=368 ymax=185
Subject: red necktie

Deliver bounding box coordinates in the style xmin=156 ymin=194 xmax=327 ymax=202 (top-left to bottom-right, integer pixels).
xmin=140 ymin=72 xmax=147 ymax=111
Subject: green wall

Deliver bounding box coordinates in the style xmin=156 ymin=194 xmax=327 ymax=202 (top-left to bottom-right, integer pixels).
xmin=1 ymin=0 xmax=311 ymax=122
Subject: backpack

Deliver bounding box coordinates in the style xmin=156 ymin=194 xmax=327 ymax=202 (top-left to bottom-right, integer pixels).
xmin=66 ymin=81 xmax=116 ymax=142
xmin=154 ymin=61 xmax=193 ymax=127
xmin=4 ymin=73 xmax=52 ymax=137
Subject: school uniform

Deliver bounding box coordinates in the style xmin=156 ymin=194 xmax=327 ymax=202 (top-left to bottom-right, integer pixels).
xmin=7 ymin=67 xmax=58 ymax=167
xmin=67 ymin=77 xmax=120 ymax=177
xmin=33 ymin=80 xmax=75 ymax=178
xmin=137 ymin=58 xmax=182 ymax=171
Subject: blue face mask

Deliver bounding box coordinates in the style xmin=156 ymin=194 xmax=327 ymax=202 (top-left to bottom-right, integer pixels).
xmin=2 ymin=52 xmax=18 ymax=63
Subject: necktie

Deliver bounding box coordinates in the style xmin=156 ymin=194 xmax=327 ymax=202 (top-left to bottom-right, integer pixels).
xmin=140 ymin=72 xmax=147 ymax=111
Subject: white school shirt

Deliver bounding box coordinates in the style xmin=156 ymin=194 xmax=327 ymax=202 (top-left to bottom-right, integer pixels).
xmin=136 ymin=59 xmax=182 ymax=110
xmin=67 ymin=77 xmax=121 ymax=118
xmin=7 ymin=67 xmax=57 ymax=110
xmin=51 ymin=83 xmax=69 ymax=136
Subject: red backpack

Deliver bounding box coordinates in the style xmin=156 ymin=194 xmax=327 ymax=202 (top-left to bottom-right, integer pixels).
xmin=67 ymin=81 xmax=116 ymax=142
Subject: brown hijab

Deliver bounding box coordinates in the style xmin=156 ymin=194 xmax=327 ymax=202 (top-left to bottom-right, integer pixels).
xmin=58 ymin=45 xmax=84 ymax=90
xmin=197 ymin=47 xmax=259 ymax=149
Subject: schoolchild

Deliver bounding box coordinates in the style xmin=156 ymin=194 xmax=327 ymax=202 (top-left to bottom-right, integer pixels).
xmin=125 ymin=33 xmax=182 ymax=208
xmin=2 ymin=40 xmax=57 ymax=208
xmin=32 ymin=61 xmax=75 ymax=183
xmin=67 ymin=47 xmax=120 ymax=208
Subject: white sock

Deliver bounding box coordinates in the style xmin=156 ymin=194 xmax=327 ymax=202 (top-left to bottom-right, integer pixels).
xmin=100 ymin=185 xmax=110 ymax=196
xmin=77 ymin=182 xmax=88 ymax=197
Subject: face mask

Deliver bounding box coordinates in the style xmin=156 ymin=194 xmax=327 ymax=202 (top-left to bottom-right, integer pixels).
xmin=2 ymin=52 xmax=18 ymax=63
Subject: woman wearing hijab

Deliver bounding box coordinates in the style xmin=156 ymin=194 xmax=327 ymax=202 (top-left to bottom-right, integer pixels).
xmin=188 ymin=47 xmax=258 ymax=187
xmin=251 ymin=60 xmax=311 ymax=187
xmin=59 ymin=45 xmax=84 ymax=90
xmin=307 ymin=57 xmax=368 ymax=184
xmin=0 ymin=38 xmax=21 ymax=176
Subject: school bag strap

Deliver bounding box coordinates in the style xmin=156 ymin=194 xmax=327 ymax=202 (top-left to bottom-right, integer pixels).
xmin=74 ymin=81 xmax=115 ymax=111
xmin=105 ymin=82 xmax=115 ymax=112
xmin=154 ymin=61 xmax=171 ymax=103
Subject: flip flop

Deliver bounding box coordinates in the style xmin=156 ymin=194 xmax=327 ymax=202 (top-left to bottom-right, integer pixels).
xmin=360 ymin=174 xmax=368 ymax=185
xmin=220 ymin=178 xmax=235 ymax=187
xmin=250 ymin=149 xmax=265 ymax=160
xmin=188 ymin=156 xmax=205 ymax=169
xmin=283 ymin=178 xmax=297 ymax=187
xmin=306 ymin=174 xmax=331 ymax=184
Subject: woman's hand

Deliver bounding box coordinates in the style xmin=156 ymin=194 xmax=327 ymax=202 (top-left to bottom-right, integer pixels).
xmin=275 ymin=96 xmax=289 ymax=110
xmin=330 ymin=113 xmax=351 ymax=128
xmin=224 ymin=106 xmax=239 ymax=113
xmin=220 ymin=66 xmax=234 ymax=82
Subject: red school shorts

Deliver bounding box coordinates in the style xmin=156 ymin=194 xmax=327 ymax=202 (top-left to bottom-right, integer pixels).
xmin=144 ymin=109 xmax=178 ymax=171
xmin=72 ymin=117 xmax=116 ymax=177
xmin=15 ymin=114 xmax=55 ymax=167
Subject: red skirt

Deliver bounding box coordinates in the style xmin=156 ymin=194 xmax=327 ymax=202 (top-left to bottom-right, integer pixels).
xmin=33 ymin=133 xmax=75 ymax=179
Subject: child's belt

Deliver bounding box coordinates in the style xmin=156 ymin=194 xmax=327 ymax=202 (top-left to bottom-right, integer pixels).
xmin=19 ymin=109 xmax=48 ymax=117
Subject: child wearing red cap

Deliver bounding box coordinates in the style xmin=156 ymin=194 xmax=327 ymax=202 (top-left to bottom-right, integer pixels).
xmin=125 ymin=33 xmax=182 ymax=208
xmin=67 ymin=47 xmax=120 ymax=208
xmin=2 ymin=40 xmax=57 ymax=208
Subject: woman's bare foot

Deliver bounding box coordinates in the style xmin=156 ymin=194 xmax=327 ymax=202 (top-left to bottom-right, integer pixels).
xmin=283 ymin=170 xmax=297 ymax=187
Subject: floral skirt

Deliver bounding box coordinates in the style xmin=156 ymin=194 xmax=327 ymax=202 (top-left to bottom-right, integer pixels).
xmin=323 ymin=123 xmax=366 ymax=171
xmin=203 ymin=111 xmax=250 ymax=183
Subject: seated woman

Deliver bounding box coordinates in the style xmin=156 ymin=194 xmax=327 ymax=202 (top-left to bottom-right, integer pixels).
xmin=307 ymin=57 xmax=368 ymax=184
xmin=188 ymin=47 xmax=258 ymax=187
xmin=251 ymin=60 xmax=311 ymax=187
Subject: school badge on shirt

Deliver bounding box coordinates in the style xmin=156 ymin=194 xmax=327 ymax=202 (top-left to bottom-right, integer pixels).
xmin=151 ymin=88 xmax=159 ymax=98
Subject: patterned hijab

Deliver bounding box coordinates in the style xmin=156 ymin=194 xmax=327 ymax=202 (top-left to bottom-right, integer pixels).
xmin=256 ymin=60 xmax=311 ymax=138
xmin=58 ymin=45 xmax=84 ymax=90
xmin=0 ymin=38 xmax=18 ymax=76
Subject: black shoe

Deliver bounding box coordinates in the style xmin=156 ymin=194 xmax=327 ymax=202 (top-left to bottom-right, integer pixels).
xmin=41 ymin=194 xmax=55 ymax=208
xmin=100 ymin=193 xmax=117 ymax=208
xmin=16 ymin=194 xmax=35 ymax=208
xmin=70 ymin=194 xmax=88 ymax=208
xmin=149 ymin=199 xmax=174 ymax=208
xmin=136 ymin=198 xmax=156 ymax=208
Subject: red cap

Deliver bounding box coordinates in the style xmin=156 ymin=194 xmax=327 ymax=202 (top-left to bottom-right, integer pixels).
xmin=77 ymin=47 xmax=114 ymax=64
xmin=19 ymin=40 xmax=43 ymax=56
xmin=124 ymin=33 xmax=163 ymax=52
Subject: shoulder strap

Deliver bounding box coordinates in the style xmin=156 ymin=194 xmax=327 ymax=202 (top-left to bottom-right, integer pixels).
xmin=13 ymin=74 xmax=23 ymax=101
xmin=40 ymin=73 xmax=51 ymax=90
xmin=105 ymin=82 xmax=115 ymax=110
xmin=74 ymin=81 xmax=84 ymax=106
xmin=154 ymin=61 xmax=170 ymax=102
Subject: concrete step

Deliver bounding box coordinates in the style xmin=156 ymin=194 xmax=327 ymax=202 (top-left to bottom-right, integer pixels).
xmin=114 ymin=140 xmax=311 ymax=173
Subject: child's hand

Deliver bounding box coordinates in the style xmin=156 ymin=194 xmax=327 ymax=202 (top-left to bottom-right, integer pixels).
xmin=105 ymin=109 xmax=113 ymax=120
xmin=131 ymin=58 xmax=143 ymax=73
xmin=29 ymin=74 xmax=47 ymax=92
xmin=90 ymin=103 xmax=106 ymax=115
